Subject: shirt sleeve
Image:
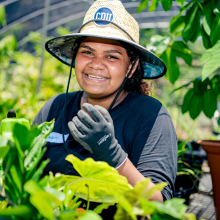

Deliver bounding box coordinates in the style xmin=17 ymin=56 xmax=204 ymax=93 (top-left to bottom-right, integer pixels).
xmin=129 ymin=106 xmax=177 ymax=201
xmin=32 ymin=95 xmax=58 ymax=126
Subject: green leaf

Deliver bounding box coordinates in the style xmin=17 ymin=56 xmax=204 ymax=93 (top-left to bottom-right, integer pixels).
xmin=181 ymin=89 xmax=194 ymax=114
xmin=25 ymin=147 xmax=47 ymax=181
xmin=182 ymin=4 xmax=200 ymax=42
xmin=65 ymin=155 xmax=131 ymax=203
xmin=148 ymin=0 xmax=158 ymax=12
xmin=199 ymin=40 xmax=220 ymax=80
xmin=202 ymin=0 xmax=214 ymax=36
xmin=218 ymin=117 xmax=220 ymax=126
xmin=203 ymin=89 xmax=217 ymax=118
xmin=193 ymin=77 xmax=207 ymax=95
xmin=0 ymin=137 xmax=9 ymax=160
xmin=13 ymin=123 xmax=39 ymax=155
xmin=140 ymin=198 xmax=187 ymax=219
xmin=188 ymin=93 xmax=203 ymax=119
xmin=57 ymin=209 xmax=79 ymax=219
xmin=0 ymin=205 xmax=33 ymax=219
xmin=170 ymin=16 xmax=185 ymax=34
xmin=0 ymin=5 xmax=6 ymax=27
xmin=143 ymin=182 xmax=167 ymax=200
xmin=138 ymin=198 xmax=157 ymax=215
xmin=114 ymin=179 xmax=152 ymax=220
xmin=80 ymin=211 xmax=103 ymax=220
xmin=160 ymin=0 xmax=172 ymax=11
xmin=136 ymin=0 xmax=150 ymax=13
xmin=210 ymin=14 xmax=220 ymax=45
xmin=184 ymin=213 xmax=197 ymax=220
xmin=24 ymin=180 xmax=62 ymax=220
xmin=161 ymin=48 xmax=180 ymax=84
xmin=176 ymin=0 xmax=186 ymax=6
xmin=30 ymin=159 xmax=50 ymax=181
xmin=172 ymin=41 xmax=192 ymax=65
xmin=24 ymin=120 xmax=54 ymax=170
xmin=114 ymin=194 xmax=137 ymax=220
xmin=94 ymin=203 xmax=113 ymax=214
xmin=201 ymin=25 xmax=212 ymax=49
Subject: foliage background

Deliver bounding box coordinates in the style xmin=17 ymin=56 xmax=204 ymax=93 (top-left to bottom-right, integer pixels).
xmin=1 ymin=0 xmax=220 ymax=141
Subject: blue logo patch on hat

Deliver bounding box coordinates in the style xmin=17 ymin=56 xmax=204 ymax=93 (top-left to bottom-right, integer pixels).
xmin=94 ymin=7 xmax=113 ymax=26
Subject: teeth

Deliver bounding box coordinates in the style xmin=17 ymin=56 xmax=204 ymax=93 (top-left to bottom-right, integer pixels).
xmin=87 ymin=75 xmax=107 ymax=80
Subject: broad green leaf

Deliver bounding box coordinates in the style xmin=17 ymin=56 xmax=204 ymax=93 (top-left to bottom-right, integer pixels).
xmin=9 ymin=165 xmax=22 ymax=195
xmin=169 ymin=1 xmax=193 ymax=28
xmin=199 ymin=40 xmax=220 ymax=80
xmin=176 ymin=0 xmax=186 ymax=6
xmin=172 ymin=41 xmax=192 ymax=65
xmin=148 ymin=0 xmax=158 ymax=12
xmin=25 ymin=147 xmax=48 ymax=181
xmin=0 ymin=205 xmax=33 ymax=219
xmin=30 ymin=159 xmax=50 ymax=181
xmin=143 ymin=182 xmax=167 ymax=200
xmin=160 ymin=0 xmax=172 ymax=11
xmin=184 ymin=213 xmax=197 ymax=220
xmin=114 ymin=194 xmax=137 ymax=220
xmin=170 ymin=16 xmax=185 ymax=34
xmin=80 ymin=211 xmax=103 ymax=220
xmin=218 ymin=117 xmax=220 ymax=126
xmin=0 ymin=137 xmax=9 ymax=160
xmin=140 ymin=198 xmax=187 ymax=219
xmin=57 ymin=209 xmax=79 ymax=219
xmin=202 ymin=0 xmax=214 ymax=36
xmin=65 ymin=155 xmax=131 ymax=203
xmin=63 ymin=184 xmax=76 ymax=209
xmin=188 ymin=94 xmax=203 ymax=119
xmin=13 ymin=123 xmax=39 ymax=156
xmin=0 ymin=201 xmax=7 ymax=211
xmin=181 ymin=89 xmax=194 ymax=114
xmin=203 ymin=89 xmax=217 ymax=118
xmin=24 ymin=120 xmax=54 ymax=170
xmin=24 ymin=180 xmax=62 ymax=220
xmin=193 ymin=78 xmax=207 ymax=95
xmin=161 ymin=48 xmax=180 ymax=84
xmin=210 ymin=14 xmax=220 ymax=45
xmin=94 ymin=203 xmax=113 ymax=214
xmin=136 ymin=0 xmax=150 ymax=13
xmin=199 ymin=40 xmax=220 ymax=64
xmin=138 ymin=198 xmax=157 ymax=215
xmin=182 ymin=4 xmax=200 ymax=42
xmin=201 ymin=26 xmax=212 ymax=49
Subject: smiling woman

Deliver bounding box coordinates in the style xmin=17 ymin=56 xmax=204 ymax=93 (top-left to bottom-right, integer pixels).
xmin=32 ymin=0 xmax=177 ymax=219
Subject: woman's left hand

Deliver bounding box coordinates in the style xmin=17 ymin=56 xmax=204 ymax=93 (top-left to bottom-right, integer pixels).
xmin=68 ymin=103 xmax=127 ymax=168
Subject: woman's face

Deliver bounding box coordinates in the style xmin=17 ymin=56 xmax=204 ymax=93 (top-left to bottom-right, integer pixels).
xmin=75 ymin=37 xmax=133 ymax=98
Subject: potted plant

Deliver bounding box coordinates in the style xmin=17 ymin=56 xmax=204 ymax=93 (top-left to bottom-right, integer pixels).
xmin=197 ymin=116 xmax=220 ymax=219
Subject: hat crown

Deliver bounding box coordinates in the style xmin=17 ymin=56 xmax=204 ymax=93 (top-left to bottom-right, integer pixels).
xmin=80 ymin=0 xmax=139 ymax=43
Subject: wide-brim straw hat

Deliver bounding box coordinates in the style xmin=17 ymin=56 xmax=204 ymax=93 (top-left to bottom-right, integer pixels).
xmin=45 ymin=0 xmax=166 ymax=79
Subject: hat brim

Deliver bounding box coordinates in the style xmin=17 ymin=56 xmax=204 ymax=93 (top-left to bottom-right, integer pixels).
xmin=45 ymin=33 xmax=166 ymax=79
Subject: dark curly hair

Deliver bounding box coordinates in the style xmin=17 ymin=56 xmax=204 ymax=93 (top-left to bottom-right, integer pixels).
xmin=72 ymin=37 xmax=151 ymax=95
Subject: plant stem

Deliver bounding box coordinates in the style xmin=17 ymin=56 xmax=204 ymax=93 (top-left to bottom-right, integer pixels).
xmin=86 ymin=184 xmax=90 ymax=211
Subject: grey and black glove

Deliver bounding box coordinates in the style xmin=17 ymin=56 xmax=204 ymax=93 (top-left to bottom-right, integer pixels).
xmin=68 ymin=103 xmax=127 ymax=169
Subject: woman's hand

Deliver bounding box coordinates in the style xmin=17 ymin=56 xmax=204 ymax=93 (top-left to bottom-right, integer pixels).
xmin=68 ymin=103 xmax=127 ymax=168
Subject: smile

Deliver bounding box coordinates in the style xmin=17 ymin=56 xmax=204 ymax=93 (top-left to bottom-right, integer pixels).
xmin=86 ymin=74 xmax=107 ymax=81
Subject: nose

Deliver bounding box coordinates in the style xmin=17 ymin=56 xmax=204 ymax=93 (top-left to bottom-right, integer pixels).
xmin=88 ymin=55 xmax=105 ymax=70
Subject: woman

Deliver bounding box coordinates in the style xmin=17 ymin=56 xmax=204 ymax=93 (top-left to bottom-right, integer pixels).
xmin=33 ymin=0 xmax=177 ymax=207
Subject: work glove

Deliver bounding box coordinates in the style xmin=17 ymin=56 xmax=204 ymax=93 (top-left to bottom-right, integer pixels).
xmin=68 ymin=103 xmax=127 ymax=169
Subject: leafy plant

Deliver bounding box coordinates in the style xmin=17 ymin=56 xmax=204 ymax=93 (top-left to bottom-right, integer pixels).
xmin=138 ymin=0 xmax=220 ymax=120
xmin=0 ymin=122 xmax=197 ymax=219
